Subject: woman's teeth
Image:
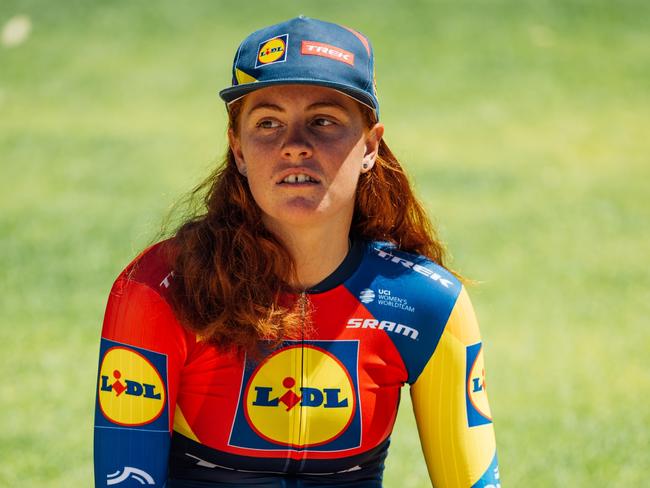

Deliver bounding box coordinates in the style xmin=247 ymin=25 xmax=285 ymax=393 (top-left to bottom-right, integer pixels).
xmin=282 ymin=174 xmax=317 ymax=184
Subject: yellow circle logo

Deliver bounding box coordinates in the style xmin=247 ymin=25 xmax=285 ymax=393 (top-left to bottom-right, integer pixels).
xmin=98 ymin=347 xmax=166 ymax=426
xmin=467 ymin=346 xmax=492 ymax=421
xmin=244 ymin=345 xmax=355 ymax=447
xmin=257 ymin=37 xmax=286 ymax=65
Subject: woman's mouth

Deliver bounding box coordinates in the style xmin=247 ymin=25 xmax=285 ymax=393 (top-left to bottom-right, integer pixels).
xmin=279 ymin=174 xmax=320 ymax=184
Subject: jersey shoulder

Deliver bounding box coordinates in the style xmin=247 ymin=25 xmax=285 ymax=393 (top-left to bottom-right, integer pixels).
xmin=369 ymin=241 xmax=461 ymax=292
xmin=110 ymin=238 xmax=178 ymax=303
xmin=343 ymin=241 xmax=464 ymax=383
xmin=101 ymin=238 xmax=190 ymax=347
xmin=350 ymin=241 xmax=463 ymax=318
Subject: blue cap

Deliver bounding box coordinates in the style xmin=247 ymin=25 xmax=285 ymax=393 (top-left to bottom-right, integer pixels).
xmin=219 ymin=16 xmax=379 ymax=119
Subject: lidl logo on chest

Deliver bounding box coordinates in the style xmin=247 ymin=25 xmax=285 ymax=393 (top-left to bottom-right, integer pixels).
xmin=229 ymin=340 xmax=361 ymax=452
xmin=252 ymin=375 xmax=349 ymax=410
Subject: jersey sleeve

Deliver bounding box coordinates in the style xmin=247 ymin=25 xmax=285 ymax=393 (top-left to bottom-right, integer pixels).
xmin=93 ymin=271 xmax=189 ymax=487
xmin=410 ymin=286 xmax=500 ymax=487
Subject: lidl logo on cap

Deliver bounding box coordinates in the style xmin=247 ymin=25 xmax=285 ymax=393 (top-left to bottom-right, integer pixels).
xmin=96 ymin=339 xmax=168 ymax=427
xmin=255 ymin=34 xmax=288 ymax=68
xmin=466 ymin=342 xmax=492 ymax=427
xmin=229 ymin=340 xmax=361 ymax=452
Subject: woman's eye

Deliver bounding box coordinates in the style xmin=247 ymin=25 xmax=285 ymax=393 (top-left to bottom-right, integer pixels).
xmin=257 ymin=119 xmax=280 ymax=129
xmin=313 ymin=118 xmax=335 ymax=127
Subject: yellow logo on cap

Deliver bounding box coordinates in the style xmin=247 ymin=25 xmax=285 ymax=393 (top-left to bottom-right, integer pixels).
xmin=257 ymin=36 xmax=286 ymax=65
xmin=98 ymin=347 xmax=166 ymax=426
xmin=244 ymin=345 xmax=355 ymax=447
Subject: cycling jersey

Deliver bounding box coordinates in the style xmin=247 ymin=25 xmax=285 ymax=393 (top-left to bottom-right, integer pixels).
xmin=94 ymin=239 xmax=500 ymax=487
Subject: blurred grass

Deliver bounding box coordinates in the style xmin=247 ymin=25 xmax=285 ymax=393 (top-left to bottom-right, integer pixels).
xmin=1 ymin=0 xmax=649 ymax=486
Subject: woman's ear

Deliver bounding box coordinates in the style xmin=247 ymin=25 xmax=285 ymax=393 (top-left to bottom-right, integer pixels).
xmin=360 ymin=122 xmax=385 ymax=173
xmin=228 ymin=128 xmax=247 ymax=176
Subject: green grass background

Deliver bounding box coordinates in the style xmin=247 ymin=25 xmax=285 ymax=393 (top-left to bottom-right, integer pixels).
xmin=1 ymin=0 xmax=649 ymax=486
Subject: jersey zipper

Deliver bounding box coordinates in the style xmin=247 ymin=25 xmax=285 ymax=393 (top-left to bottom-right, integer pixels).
xmin=298 ymin=290 xmax=307 ymax=462
xmin=299 ymin=291 xmax=308 ymax=327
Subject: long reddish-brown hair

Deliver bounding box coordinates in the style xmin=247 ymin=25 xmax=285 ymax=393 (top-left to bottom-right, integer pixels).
xmin=168 ymin=99 xmax=450 ymax=352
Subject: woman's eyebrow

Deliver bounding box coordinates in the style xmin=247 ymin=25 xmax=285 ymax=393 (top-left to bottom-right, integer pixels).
xmin=306 ymin=101 xmax=347 ymax=111
xmin=247 ymin=102 xmax=284 ymax=115
xmin=246 ymin=100 xmax=347 ymax=116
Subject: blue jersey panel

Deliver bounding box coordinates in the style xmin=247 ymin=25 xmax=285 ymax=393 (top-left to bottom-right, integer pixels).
xmin=344 ymin=243 xmax=461 ymax=383
xmin=94 ymin=428 xmax=170 ymax=487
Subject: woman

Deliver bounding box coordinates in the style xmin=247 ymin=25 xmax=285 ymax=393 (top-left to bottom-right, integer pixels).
xmin=94 ymin=16 xmax=500 ymax=488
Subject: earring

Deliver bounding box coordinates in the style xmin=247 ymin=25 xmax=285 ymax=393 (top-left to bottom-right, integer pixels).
xmin=362 ymin=162 xmax=369 ymax=170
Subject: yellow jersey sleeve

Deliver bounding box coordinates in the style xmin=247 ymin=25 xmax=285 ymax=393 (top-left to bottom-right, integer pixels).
xmin=410 ymin=286 xmax=500 ymax=487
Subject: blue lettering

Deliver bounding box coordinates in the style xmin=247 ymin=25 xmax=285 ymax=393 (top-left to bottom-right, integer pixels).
xmin=252 ymin=387 xmax=279 ymax=406
xmin=323 ymin=388 xmax=348 ymax=408
xmin=251 ymin=386 xmax=350 ymax=408
xmin=125 ymin=380 xmax=143 ymax=396
xmin=143 ymin=383 xmax=161 ymax=400
xmin=472 ymin=378 xmax=483 ymax=393
xmin=300 ymin=387 xmax=323 ymax=407
xmin=100 ymin=375 xmax=112 ymax=392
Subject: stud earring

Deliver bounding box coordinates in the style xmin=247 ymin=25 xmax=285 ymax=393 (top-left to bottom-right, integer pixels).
xmin=362 ymin=162 xmax=369 ymax=170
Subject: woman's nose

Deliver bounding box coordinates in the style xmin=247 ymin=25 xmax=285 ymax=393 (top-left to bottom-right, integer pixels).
xmin=281 ymin=124 xmax=313 ymax=161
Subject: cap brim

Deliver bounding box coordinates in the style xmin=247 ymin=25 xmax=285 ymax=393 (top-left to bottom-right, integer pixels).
xmin=219 ymin=79 xmax=378 ymax=117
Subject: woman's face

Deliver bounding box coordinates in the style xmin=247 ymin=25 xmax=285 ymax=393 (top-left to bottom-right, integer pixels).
xmin=229 ymin=84 xmax=384 ymax=233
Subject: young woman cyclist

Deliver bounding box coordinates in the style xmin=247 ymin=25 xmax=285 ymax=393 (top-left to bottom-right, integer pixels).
xmin=94 ymin=16 xmax=501 ymax=488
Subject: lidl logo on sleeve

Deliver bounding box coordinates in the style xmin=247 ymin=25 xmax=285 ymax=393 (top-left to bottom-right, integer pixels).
xmin=229 ymin=340 xmax=361 ymax=452
xmin=465 ymin=342 xmax=492 ymax=427
xmin=96 ymin=339 xmax=168 ymax=428
xmin=255 ymin=34 xmax=288 ymax=68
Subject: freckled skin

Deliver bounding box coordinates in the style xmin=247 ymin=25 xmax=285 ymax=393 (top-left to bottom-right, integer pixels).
xmin=229 ymin=85 xmax=383 ymax=233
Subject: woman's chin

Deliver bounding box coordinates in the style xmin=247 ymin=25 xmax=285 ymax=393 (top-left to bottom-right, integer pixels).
xmin=262 ymin=199 xmax=352 ymax=231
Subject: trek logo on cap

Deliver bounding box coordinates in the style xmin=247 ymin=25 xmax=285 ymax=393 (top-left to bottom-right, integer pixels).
xmin=301 ymin=40 xmax=354 ymax=66
xmin=255 ymin=34 xmax=288 ymax=68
